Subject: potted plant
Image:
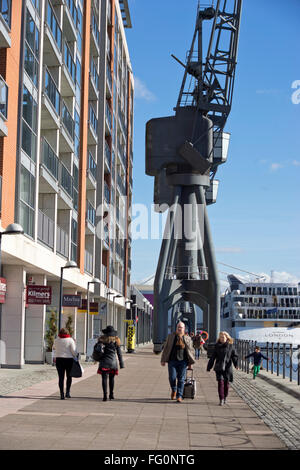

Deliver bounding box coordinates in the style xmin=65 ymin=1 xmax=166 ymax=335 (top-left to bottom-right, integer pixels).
xmin=44 ymin=310 xmax=57 ymax=365
xmin=65 ymin=314 xmax=74 ymax=337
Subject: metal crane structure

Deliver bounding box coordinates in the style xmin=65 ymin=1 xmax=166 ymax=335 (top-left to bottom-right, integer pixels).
xmin=145 ymin=0 xmax=243 ymax=353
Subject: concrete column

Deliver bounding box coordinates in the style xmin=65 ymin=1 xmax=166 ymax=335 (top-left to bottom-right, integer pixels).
xmin=1 ymin=265 xmax=26 ymax=368
xmin=24 ymin=274 xmax=46 ymax=364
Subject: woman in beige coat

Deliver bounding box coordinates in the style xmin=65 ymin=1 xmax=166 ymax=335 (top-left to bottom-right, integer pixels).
xmin=161 ymin=322 xmax=195 ymax=402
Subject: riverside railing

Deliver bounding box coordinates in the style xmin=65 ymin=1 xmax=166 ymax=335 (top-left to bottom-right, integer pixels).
xmin=235 ymin=339 xmax=300 ymax=386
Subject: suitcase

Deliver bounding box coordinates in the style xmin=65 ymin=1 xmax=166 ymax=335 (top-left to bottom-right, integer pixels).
xmin=183 ymin=369 xmax=196 ymax=399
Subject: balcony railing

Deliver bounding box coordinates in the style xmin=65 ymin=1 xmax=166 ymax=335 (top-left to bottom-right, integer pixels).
xmin=106 ymin=63 xmax=112 ymax=91
xmin=89 ymin=104 xmax=98 ymax=135
xmin=38 ymin=209 xmax=54 ymax=248
xmin=84 ymin=250 xmax=93 ymax=274
xmin=44 ymin=67 xmax=60 ymax=115
xmin=66 ymin=0 xmax=77 ymax=26
xmin=86 ymin=200 xmax=95 ymax=226
xmin=61 ymin=100 xmax=74 ymax=140
xmin=59 ymin=161 xmax=73 ymax=198
xmin=103 ymin=224 xmax=109 ymax=245
xmin=42 ymin=138 xmax=59 ymax=180
xmin=57 ymin=225 xmax=69 ymax=258
xmin=104 ymin=181 xmax=110 ymax=204
xmin=90 ymin=58 xmax=99 ymax=89
xmin=46 ymin=0 xmax=62 ymax=51
xmin=105 ymin=141 xmax=111 ymax=168
xmin=0 ymin=0 xmax=11 ymax=29
xmin=101 ymin=264 xmax=107 ymax=283
xmin=64 ymin=41 xmax=76 ymax=83
xmin=88 ymin=152 xmax=97 ymax=179
xmin=117 ymin=173 xmax=126 ymax=195
xmin=0 ymin=75 xmax=8 ymax=119
xmin=91 ymin=11 xmax=99 ymax=46
xmin=106 ymin=102 xmax=112 ymax=130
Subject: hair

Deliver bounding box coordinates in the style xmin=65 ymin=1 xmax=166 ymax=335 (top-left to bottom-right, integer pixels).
xmin=59 ymin=328 xmax=68 ymax=336
xmin=255 ymin=346 xmax=261 ymax=351
xmin=100 ymin=335 xmax=121 ymax=346
xmin=217 ymin=331 xmax=234 ymax=344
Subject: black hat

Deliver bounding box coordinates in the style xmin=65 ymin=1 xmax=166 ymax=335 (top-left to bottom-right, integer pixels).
xmin=102 ymin=325 xmax=118 ymax=336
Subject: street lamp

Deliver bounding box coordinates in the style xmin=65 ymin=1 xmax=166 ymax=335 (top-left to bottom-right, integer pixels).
xmin=112 ymin=294 xmax=122 ymax=329
xmin=86 ymin=277 xmax=101 ymax=351
xmin=106 ymin=290 xmax=114 ymax=326
xmin=0 ymin=223 xmax=24 ymax=338
xmin=58 ymin=260 xmax=77 ymax=331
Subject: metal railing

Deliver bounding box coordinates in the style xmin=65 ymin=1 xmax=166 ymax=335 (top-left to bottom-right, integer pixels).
xmin=105 ymin=141 xmax=111 ymax=168
xmin=61 ymin=100 xmax=74 ymax=140
xmin=104 ymin=181 xmax=110 ymax=204
xmin=42 ymin=138 xmax=59 ymax=180
xmin=44 ymin=67 xmax=60 ymax=115
xmin=46 ymin=0 xmax=62 ymax=51
xmin=84 ymin=250 xmax=93 ymax=274
xmin=38 ymin=209 xmax=54 ymax=248
xmin=59 ymin=161 xmax=73 ymax=198
xmin=0 ymin=0 xmax=11 ymax=28
xmin=106 ymin=63 xmax=112 ymax=91
xmin=90 ymin=58 xmax=99 ymax=89
xmin=106 ymin=102 xmax=112 ymax=130
xmin=89 ymin=104 xmax=98 ymax=135
xmin=56 ymin=225 xmax=69 ymax=258
xmin=88 ymin=151 xmax=97 ymax=180
xmin=235 ymin=339 xmax=300 ymax=386
xmin=64 ymin=41 xmax=76 ymax=83
xmin=86 ymin=200 xmax=95 ymax=226
xmin=66 ymin=0 xmax=77 ymax=26
xmin=165 ymin=266 xmax=209 ymax=280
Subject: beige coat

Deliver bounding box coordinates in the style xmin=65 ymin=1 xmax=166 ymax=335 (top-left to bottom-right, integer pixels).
xmin=161 ymin=333 xmax=195 ymax=365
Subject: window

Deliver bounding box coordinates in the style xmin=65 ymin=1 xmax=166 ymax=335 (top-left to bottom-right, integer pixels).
xmin=24 ymin=9 xmax=40 ymax=87
xmin=20 ymin=165 xmax=35 ymax=237
xmin=73 ymin=163 xmax=78 ymax=212
xmin=71 ymin=218 xmax=78 ymax=262
xmin=21 ymin=86 xmax=38 ymax=161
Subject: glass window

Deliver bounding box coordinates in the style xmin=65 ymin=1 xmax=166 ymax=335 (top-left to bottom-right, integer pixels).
xmin=24 ymin=10 xmax=40 ymax=87
xmin=20 ymin=165 xmax=35 ymax=237
xmin=22 ymin=86 xmax=37 ymax=161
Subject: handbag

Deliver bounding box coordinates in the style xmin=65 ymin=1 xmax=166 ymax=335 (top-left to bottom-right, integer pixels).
xmin=70 ymin=356 xmax=84 ymax=378
xmin=92 ymin=341 xmax=104 ymax=362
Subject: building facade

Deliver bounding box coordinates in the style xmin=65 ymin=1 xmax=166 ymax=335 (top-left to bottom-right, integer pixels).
xmin=221 ymin=275 xmax=300 ymax=339
xmin=0 ymin=0 xmax=134 ymax=368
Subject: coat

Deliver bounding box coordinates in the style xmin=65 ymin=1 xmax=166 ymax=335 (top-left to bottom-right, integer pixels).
xmin=207 ymin=341 xmax=238 ymax=382
xmin=97 ymin=335 xmax=124 ymax=370
xmin=161 ymin=333 xmax=195 ymax=366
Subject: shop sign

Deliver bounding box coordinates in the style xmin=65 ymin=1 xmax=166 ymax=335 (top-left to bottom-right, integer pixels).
xmin=62 ymin=294 xmax=81 ymax=307
xmin=0 ymin=277 xmax=6 ymax=304
xmin=78 ymin=299 xmax=99 ymax=314
xmin=26 ymin=286 xmax=52 ymax=305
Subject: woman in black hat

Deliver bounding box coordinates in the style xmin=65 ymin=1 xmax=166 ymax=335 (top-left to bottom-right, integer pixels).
xmin=95 ymin=325 xmax=124 ymax=401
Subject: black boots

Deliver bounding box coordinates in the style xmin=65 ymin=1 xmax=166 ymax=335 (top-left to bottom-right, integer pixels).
xmin=103 ymin=394 xmax=107 ymax=402
xmin=60 ymin=392 xmax=65 ymax=400
xmin=66 ymin=391 xmax=71 ymax=398
xmin=109 ymin=393 xmax=114 ymax=400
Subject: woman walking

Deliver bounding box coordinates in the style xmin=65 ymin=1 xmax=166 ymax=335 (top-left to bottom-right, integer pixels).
xmin=207 ymin=331 xmax=238 ymax=406
xmin=161 ymin=321 xmax=195 ymax=403
xmin=96 ymin=325 xmax=124 ymax=401
xmin=53 ymin=328 xmax=77 ymax=400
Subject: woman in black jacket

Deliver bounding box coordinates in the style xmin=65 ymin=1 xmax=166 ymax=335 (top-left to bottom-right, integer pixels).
xmin=96 ymin=325 xmax=124 ymax=401
xmin=207 ymin=331 xmax=238 ymax=406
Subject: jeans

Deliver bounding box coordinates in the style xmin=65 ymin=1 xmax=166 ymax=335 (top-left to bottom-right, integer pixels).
xmin=195 ymin=348 xmax=200 ymax=360
xmin=168 ymin=360 xmax=188 ymax=398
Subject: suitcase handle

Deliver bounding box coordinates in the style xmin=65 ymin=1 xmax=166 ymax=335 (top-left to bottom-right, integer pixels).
xmin=186 ymin=368 xmax=194 ymax=378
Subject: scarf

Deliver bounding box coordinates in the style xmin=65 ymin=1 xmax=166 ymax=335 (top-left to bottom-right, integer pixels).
xmin=59 ymin=334 xmax=71 ymax=338
xmin=175 ymin=334 xmax=185 ymax=349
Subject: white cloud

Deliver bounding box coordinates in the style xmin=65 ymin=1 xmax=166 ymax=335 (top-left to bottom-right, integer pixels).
xmin=292 ymin=160 xmax=300 ymax=167
xmin=134 ymin=77 xmax=156 ymax=101
xmin=270 ymin=163 xmax=283 ymax=171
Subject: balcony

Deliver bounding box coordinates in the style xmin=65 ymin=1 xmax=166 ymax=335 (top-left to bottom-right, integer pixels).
xmin=103 ymin=224 xmax=109 ymax=249
xmin=101 ymin=264 xmax=107 ymax=283
xmin=89 ymin=58 xmax=99 ymax=99
xmin=62 ymin=41 xmax=76 ymax=96
xmin=44 ymin=0 xmax=62 ymax=66
xmin=57 ymin=225 xmax=69 ymax=258
xmin=60 ymin=100 xmax=74 ymax=152
xmin=39 ymin=139 xmax=60 ymax=193
xmin=84 ymin=249 xmax=93 ymax=275
xmin=0 ymin=75 xmax=8 ymax=136
xmin=42 ymin=67 xmax=60 ymax=129
xmin=106 ymin=63 xmax=112 ymax=98
xmin=37 ymin=209 xmax=55 ymax=249
xmin=63 ymin=0 xmax=77 ymax=42
xmin=117 ymin=173 xmax=126 ymax=196
xmin=58 ymin=161 xmax=73 ymax=209
xmin=104 ymin=181 xmax=110 ymax=206
xmin=86 ymin=151 xmax=97 ymax=189
xmin=88 ymin=104 xmax=98 ymax=144
xmin=105 ymin=103 xmax=112 ymax=136
xmin=0 ymin=0 xmax=11 ymax=48
xmin=86 ymin=200 xmax=96 ymax=234
xmin=90 ymin=12 xmax=100 ymax=56
xmin=104 ymin=141 xmax=111 ymax=172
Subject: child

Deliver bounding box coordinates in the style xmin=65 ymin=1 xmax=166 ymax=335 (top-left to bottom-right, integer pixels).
xmin=245 ymin=346 xmax=269 ymax=379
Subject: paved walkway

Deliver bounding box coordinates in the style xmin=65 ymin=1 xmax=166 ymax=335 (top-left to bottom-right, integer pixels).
xmin=0 ymin=344 xmax=299 ymax=451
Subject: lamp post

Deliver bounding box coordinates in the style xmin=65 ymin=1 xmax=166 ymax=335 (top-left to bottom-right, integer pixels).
xmin=125 ymin=299 xmax=133 ymax=346
xmin=112 ymin=294 xmax=122 ymax=329
xmin=106 ymin=290 xmax=114 ymax=327
xmin=86 ymin=277 xmax=100 ymax=354
xmin=58 ymin=260 xmax=77 ymax=331
xmin=0 ymin=223 xmax=24 ymax=338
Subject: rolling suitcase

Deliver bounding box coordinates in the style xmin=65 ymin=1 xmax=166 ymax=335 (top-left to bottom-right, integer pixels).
xmin=183 ymin=369 xmax=196 ymax=399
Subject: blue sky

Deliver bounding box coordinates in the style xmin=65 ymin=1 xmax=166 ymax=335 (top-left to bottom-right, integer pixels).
xmin=125 ymin=0 xmax=300 ymax=287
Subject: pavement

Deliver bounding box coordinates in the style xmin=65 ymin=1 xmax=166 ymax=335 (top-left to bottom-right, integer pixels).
xmin=0 ymin=344 xmax=299 ymax=452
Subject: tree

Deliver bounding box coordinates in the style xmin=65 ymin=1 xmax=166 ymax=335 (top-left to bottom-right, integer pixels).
xmin=44 ymin=310 xmax=57 ymax=352
xmin=65 ymin=314 xmax=74 ymax=337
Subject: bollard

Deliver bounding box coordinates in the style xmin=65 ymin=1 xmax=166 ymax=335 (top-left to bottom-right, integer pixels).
xmin=127 ymin=322 xmax=136 ymax=353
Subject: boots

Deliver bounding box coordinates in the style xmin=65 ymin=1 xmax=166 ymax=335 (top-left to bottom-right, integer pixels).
xmin=66 ymin=391 xmax=71 ymax=398
xmin=60 ymin=392 xmax=65 ymax=400
xmin=103 ymin=394 xmax=107 ymax=402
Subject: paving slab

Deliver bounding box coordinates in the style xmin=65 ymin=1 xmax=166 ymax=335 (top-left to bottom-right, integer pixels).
xmin=0 ymin=344 xmax=298 ymax=451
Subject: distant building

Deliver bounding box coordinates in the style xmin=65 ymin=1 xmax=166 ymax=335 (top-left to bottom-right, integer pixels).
xmin=221 ymin=275 xmax=300 ymax=340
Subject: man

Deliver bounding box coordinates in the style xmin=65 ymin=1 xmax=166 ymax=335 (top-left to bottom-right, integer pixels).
xmin=161 ymin=322 xmax=195 ymax=402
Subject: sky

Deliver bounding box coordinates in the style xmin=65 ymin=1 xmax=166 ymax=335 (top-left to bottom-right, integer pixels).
xmin=125 ymin=0 xmax=300 ymax=289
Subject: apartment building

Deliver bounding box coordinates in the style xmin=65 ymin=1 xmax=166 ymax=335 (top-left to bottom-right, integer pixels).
xmin=0 ymin=0 xmax=134 ymax=368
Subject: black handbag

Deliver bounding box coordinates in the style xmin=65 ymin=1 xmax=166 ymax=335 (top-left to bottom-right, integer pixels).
xmin=92 ymin=342 xmax=104 ymax=362
xmin=70 ymin=357 xmax=83 ymax=378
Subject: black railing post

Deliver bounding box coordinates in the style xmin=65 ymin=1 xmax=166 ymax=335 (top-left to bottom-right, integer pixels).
xmin=266 ymin=342 xmax=269 ymax=372
xmin=283 ymin=343 xmax=286 ymax=379
xmin=290 ymin=344 xmax=293 ymax=383
xmin=271 ymin=342 xmax=274 ymax=375
xmin=298 ymin=345 xmax=300 ymax=386
xmin=277 ymin=342 xmax=280 ymax=377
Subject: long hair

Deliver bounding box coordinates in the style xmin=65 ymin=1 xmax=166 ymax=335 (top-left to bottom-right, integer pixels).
xmin=99 ymin=335 xmax=121 ymax=346
xmin=217 ymin=331 xmax=234 ymax=344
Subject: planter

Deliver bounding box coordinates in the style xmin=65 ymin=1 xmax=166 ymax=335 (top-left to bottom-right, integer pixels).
xmin=45 ymin=351 xmax=54 ymax=365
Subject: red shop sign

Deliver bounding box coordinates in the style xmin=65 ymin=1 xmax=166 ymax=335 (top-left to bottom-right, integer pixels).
xmin=26 ymin=286 xmax=52 ymax=305
xmin=0 ymin=277 xmax=6 ymax=304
